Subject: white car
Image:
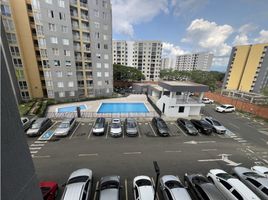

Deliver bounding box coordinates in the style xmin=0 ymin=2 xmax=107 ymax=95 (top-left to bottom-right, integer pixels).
xmin=251 ymin=166 xmax=268 ymax=178
xmin=61 ymin=168 xmax=93 ymax=200
xmin=204 ymin=117 xmax=227 ymax=134
xmin=207 ymin=169 xmax=260 ymax=200
xmin=215 ymin=104 xmax=235 ymax=113
xmin=133 ymin=176 xmax=154 ymax=200
xmin=110 ymin=119 xmax=122 ymax=137
xmin=202 ymin=98 xmax=214 ymax=104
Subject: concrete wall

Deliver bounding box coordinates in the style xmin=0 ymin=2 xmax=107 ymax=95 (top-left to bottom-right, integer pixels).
xmin=1 ymin=36 xmax=42 ymax=199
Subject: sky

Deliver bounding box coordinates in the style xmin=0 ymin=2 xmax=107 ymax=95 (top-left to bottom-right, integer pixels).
xmin=111 ymin=0 xmax=268 ymax=72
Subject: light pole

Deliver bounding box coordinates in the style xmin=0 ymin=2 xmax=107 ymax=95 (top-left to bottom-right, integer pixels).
xmin=153 ymin=161 xmax=160 ymax=200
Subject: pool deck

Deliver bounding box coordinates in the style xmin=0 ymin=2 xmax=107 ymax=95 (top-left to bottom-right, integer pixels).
xmin=47 ymin=94 xmax=155 ymax=114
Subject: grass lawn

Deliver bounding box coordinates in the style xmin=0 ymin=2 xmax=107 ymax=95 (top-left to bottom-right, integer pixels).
xmin=18 ymin=101 xmax=35 ymax=116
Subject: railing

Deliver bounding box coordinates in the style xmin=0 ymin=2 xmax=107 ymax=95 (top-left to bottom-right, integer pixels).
xmin=176 ymin=98 xmax=202 ymax=104
xmin=46 ymin=111 xmax=157 ymax=119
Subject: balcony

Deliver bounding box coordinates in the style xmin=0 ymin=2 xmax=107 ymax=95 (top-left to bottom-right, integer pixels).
xmin=72 ymin=24 xmax=79 ymax=30
xmin=73 ymin=35 xmax=80 ymax=41
xmin=75 ymin=56 xmax=82 ymax=61
xmin=80 ymin=2 xmax=88 ymax=9
xmin=70 ymin=0 xmax=78 ymax=6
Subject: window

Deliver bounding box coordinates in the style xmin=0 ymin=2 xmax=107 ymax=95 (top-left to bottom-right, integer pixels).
xmin=219 ymin=179 xmax=232 ymax=190
xmin=36 ymin=25 xmax=44 ymax=35
xmin=54 ymin=60 xmax=60 ymax=66
xmin=19 ymin=81 xmax=28 ymax=90
xmin=94 ymin=9 xmax=99 ymax=17
xmin=61 ymin=25 xmax=68 ymax=33
xmin=49 ymin=23 xmax=56 ymax=31
xmin=58 ymin=0 xmax=65 ymax=7
xmin=103 ymin=34 xmax=107 ymax=40
xmin=48 ymin=10 xmax=54 ymax=18
xmin=21 ymin=91 xmax=30 ymax=99
xmin=195 ymin=185 xmax=210 ymax=200
xmin=104 ymin=44 xmax=108 ymax=49
xmin=68 ymin=81 xmax=74 ymax=87
xmin=3 ymin=18 xmax=14 ymax=31
xmin=45 ymin=0 xmax=52 ymax=4
xmin=102 ymin=12 xmax=107 ymax=20
xmin=50 ymin=37 xmax=58 ymax=44
xmin=57 ymin=82 xmax=64 ymax=88
xmin=103 ymin=24 xmax=108 ymax=30
xmin=6 ymin=33 xmax=17 ymax=44
xmin=40 ymin=49 xmax=48 ymax=57
xmin=44 ymin=71 xmax=52 ymax=78
xmin=52 ymin=48 xmax=59 ymax=56
xmin=97 ymin=72 xmax=102 ymax=77
xmin=104 ymin=54 xmax=109 ymax=59
xmin=69 ymin=91 xmax=75 ymax=96
xmin=97 ymin=43 xmax=100 ymax=49
xmin=13 ymin=58 xmax=22 ymax=67
xmin=46 ymin=81 xmax=53 ymax=87
xmin=94 ymin=22 xmax=100 ymax=28
xmin=64 ymin=50 xmax=71 ymax=56
xmin=67 ymin=71 xmax=73 ymax=76
xmin=246 ymin=178 xmax=261 ymax=188
xmin=134 ymin=186 xmax=139 ymax=198
xmin=56 ymin=71 xmax=63 ymax=77
xmin=62 ymin=39 xmax=69 ymax=45
xmin=59 ymin=91 xmax=65 ymax=97
xmin=39 ymin=38 xmax=46 ymax=47
xmin=105 ymin=72 xmax=109 ymax=77
xmin=59 ymin=12 xmax=65 ymax=20
xmin=102 ymin=1 xmax=108 ymax=8
xmin=178 ymin=106 xmax=185 ymax=113
xmin=104 ymin=63 xmax=109 ymax=68
xmin=97 ymin=81 xmax=102 ymax=86
xmin=231 ymin=190 xmax=243 ymax=200
xmin=96 ymin=54 xmax=101 ymax=59
xmin=96 ymin=63 xmax=101 ymax=68
xmin=1 ymin=4 xmax=11 ymax=16
xmin=15 ymin=69 xmax=24 ymax=79
xmin=10 ymin=46 xmax=20 ymax=56
xmin=65 ymin=61 xmax=71 ymax=67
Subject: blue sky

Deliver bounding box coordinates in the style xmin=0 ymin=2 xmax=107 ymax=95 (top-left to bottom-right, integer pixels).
xmin=111 ymin=0 xmax=268 ymax=71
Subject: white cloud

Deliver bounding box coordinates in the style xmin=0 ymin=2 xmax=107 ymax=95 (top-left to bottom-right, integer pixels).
xmin=254 ymin=30 xmax=268 ymax=43
xmin=171 ymin=0 xmax=208 ymax=16
xmin=181 ymin=18 xmax=233 ymax=56
xmin=212 ymin=57 xmax=230 ymax=68
xmin=233 ymin=34 xmax=249 ymax=45
xmin=162 ymin=42 xmax=188 ymax=57
xmin=111 ymin=0 xmax=169 ymax=36
xmin=232 ymin=23 xmax=257 ymax=45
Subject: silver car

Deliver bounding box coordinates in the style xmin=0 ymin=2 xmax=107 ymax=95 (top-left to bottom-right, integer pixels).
xmin=160 ymin=175 xmax=192 ymax=200
xmin=204 ymin=117 xmax=227 ymax=134
xmin=232 ymin=167 xmax=268 ymax=199
xmin=110 ymin=119 xmax=122 ymax=137
xmin=27 ymin=118 xmax=52 ymax=136
xmin=98 ymin=176 xmax=121 ymax=200
xmin=125 ymin=118 xmax=138 ymax=137
xmin=93 ymin=117 xmax=106 ymax=136
xmin=54 ymin=118 xmax=76 ymax=137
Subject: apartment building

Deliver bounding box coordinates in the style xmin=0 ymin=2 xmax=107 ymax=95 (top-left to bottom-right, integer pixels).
xmin=175 ymin=52 xmax=213 ymax=71
xmin=1 ymin=0 xmax=113 ymax=101
xmin=223 ymin=43 xmax=268 ymax=93
xmin=113 ymin=40 xmax=163 ymax=81
xmin=161 ymin=57 xmax=173 ymax=70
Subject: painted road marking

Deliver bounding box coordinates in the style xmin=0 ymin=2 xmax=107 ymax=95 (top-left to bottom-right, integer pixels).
xmin=78 ymin=153 xmax=98 ymax=157
xmin=149 ymin=123 xmax=157 ymax=137
xmin=123 ymin=152 xmax=141 ymax=155
xmin=198 ymin=154 xmax=241 ymax=166
xmin=87 ymin=125 xmax=93 ymax=139
xmin=174 ymin=123 xmax=188 ymax=137
xmin=184 ymin=140 xmax=216 ymax=144
xmin=125 ymin=179 xmax=128 ymax=200
xmin=69 ymin=122 xmax=81 ymax=139
xmin=238 ymin=140 xmax=247 ymax=143
xmin=93 ymin=181 xmax=99 ymax=200
xmin=29 ymin=147 xmax=41 ymax=150
xmin=30 ymin=151 xmax=38 ymax=154
xmin=105 ymin=122 xmax=109 ymax=139
xmin=32 ymin=155 xmax=51 ymax=158
xmin=202 ymin=149 xmax=217 ymax=151
xmin=229 ymin=123 xmax=240 ymax=130
xmin=38 ymin=122 xmax=57 ymax=141
xmin=34 ymin=141 xmax=47 ymax=144
xmin=31 ymin=143 xmax=45 ymax=147
xmin=165 ymin=150 xmax=182 ymax=153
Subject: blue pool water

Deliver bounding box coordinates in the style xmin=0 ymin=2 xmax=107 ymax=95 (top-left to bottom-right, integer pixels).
xmin=58 ymin=105 xmax=87 ymax=113
xmin=98 ymin=103 xmax=149 ymax=113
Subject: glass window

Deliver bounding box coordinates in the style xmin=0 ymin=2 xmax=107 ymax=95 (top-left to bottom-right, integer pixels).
xmin=52 ymin=48 xmax=59 ymax=56
xmin=48 ymin=10 xmax=54 ymax=18
xmin=64 ymin=50 xmax=71 ymax=56
xmin=54 ymin=60 xmax=60 ymax=66
xmin=57 ymin=82 xmax=64 ymax=88
xmin=69 ymin=91 xmax=75 ymax=96
xmin=97 ymin=72 xmax=102 ymax=77
xmin=97 ymin=81 xmax=102 ymax=86
xmin=61 ymin=25 xmax=68 ymax=33
xmin=104 ymin=54 xmax=109 ymax=59
xmin=94 ymin=9 xmax=99 ymax=17
xmin=45 ymin=0 xmax=52 ymax=4
xmin=49 ymin=23 xmax=56 ymax=31
xmin=104 ymin=44 xmax=108 ymax=49
xmin=1 ymin=4 xmax=11 ymax=16
xmin=50 ymin=37 xmax=58 ymax=44
xmin=62 ymin=39 xmax=69 ymax=45
xmin=94 ymin=22 xmax=100 ymax=28
xmin=67 ymin=71 xmax=73 ymax=76
xmin=104 ymin=63 xmax=109 ymax=68
xmin=178 ymin=106 xmax=185 ymax=113
xmin=96 ymin=63 xmax=101 ymax=68
xmin=105 ymin=72 xmax=109 ymax=77
xmin=59 ymin=91 xmax=65 ymax=97
xmin=68 ymin=81 xmax=74 ymax=87
xmin=103 ymin=34 xmax=107 ymax=40
xmin=56 ymin=71 xmax=63 ymax=77
xmin=58 ymin=0 xmax=65 ymax=7
xmin=65 ymin=61 xmax=71 ymax=67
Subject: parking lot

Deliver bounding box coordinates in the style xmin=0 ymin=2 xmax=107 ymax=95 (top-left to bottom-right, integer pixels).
xmin=27 ymin=104 xmax=268 ymax=200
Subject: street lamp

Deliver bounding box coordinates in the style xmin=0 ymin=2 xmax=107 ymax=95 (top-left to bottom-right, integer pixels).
xmin=153 ymin=161 xmax=160 ymax=200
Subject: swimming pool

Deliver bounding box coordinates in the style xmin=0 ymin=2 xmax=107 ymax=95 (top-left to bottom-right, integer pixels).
xmin=57 ymin=105 xmax=87 ymax=113
xmin=97 ymin=103 xmax=149 ymax=113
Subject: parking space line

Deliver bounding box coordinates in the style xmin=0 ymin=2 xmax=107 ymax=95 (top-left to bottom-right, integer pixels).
xmin=30 ymin=151 xmax=38 ymax=154
xmin=34 ymin=141 xmax=47 ymax=144
xmin=125 ymin=179 xmax=128 ymax=200
xmin=32 ymin=155 xmax=50 ymax=158
xmin=69 ymin=122 xmax=81 ymax=139
xmin=122 ymin=125 xmax=124 ymax=139
xmin=123 ymin=152 xmax=141 ymax=155
xmin=87 ymin=125 xmax=93 ymax=139
xmin=31 ymin=143 xmax=45 ymax=147
xmin=174 ymin=123 xmax=188 ymax=137
xmin=105 ymin=122 xmax=109 ymax=139
xmin=29 ymin=147 xmax=41 ymax=150
xmin=78 ymin=153 xmax=98 ymax=157
xmin=165 ymin=150 xmax=182 ymax=153
xmin=149 ymin=123 xmax=157 ymax=137
xmin=202 ymin=149 xmax=217 ymax=152
xmin=93 ymin=181 xmax=99 ymax=200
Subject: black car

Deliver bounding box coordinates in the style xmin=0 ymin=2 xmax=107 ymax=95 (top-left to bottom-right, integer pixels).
xmin=190 ymin=119 xmax=213 ymax=135
xmin=177 ymin=118 xmax=198 ymax=136
xmin=184 ymin=174 xmax=226 ymax=200
xmin=152 ymin=117 xmax=169 ymax=137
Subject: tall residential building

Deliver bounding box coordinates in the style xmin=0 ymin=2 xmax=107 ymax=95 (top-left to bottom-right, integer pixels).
xmin=1 ymin=0 xmax=113 ymax=101
xmin=161 ymin=57 xmax=172 ymax=70
xmin=113 ymin=40 xmax=163 ymax=81
xmin=223 ymin=43 xmax=268 ymax=93
xmin=175 ymin=52 xmax=213 ymax=71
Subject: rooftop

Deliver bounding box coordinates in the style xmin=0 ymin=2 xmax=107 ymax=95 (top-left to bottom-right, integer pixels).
xmin=159 ymin=81 xmax=209 ymax=92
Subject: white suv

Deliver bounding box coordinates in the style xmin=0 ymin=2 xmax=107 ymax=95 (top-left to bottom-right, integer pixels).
xmin=202 ymin=98 xmax=214 ymax=104
xmin=215 ymin=104 xmax=235 ymax=113
xmin=133 ymin=176 xmax=154 ymax=200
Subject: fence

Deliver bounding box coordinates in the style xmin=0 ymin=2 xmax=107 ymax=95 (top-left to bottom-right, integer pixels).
xmin=46 ymin=111 xmax=157 ymax=119
xmin=205 ymin=92 xmax=268 ymax=119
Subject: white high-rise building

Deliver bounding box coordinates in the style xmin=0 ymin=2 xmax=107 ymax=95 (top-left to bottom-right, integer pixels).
xmin=175 ymin=52 xmax=213 ymax=71
xmin=113 ymin=40 xmax=163 ymax=81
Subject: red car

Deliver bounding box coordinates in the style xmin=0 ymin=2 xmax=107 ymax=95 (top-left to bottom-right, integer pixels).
xmin=39 ymin=181 xmax=58 ymax=200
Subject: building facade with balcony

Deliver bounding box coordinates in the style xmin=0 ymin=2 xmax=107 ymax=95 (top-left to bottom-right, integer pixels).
xmin=113 ymin=40 xmax=163 ymax=81
xmin=1 ymin=0 xmax=113 ymax=101
xmin=223 ymin=43 xmax=268 ymax=94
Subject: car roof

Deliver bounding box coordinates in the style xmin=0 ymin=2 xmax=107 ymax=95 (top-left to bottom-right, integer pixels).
xmin=209 ymin=169 xmax=226 ymax=175
xmin=34 ymin=118 xmax=47 ymax=124
xmin=99 ymin=188 xmax=119 ymax=200
xmin=227 ymin=178 xmax=260 ymax=198
xmin=161 ymin=175 xmax=179 ymax=183
xmin=169 ymin=188 xmax=192 ymax=200
xmin=221 ymin=104 xmax=233 ymax=107
xmin=138 ymin=186 xmax=154 ymax=200
xmin=62 ymin=182 xmax=84 ymax=200
xmin=68 ymin=168 xmax=92 ymax=180
xmin=134 ymin=175 xmax=151 ymax=182
xmin=252 ymin=166 xmax=268 ymax=173
xmin=200 ymin=183 xmax=226 ymax=200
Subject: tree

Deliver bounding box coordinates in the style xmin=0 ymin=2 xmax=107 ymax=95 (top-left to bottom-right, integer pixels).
xmin=113 ymin=64 xmax=145 ymax=81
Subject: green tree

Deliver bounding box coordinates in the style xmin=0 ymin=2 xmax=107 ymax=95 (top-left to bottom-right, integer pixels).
xmin=113 ymin=64 xmax=145 ymax=81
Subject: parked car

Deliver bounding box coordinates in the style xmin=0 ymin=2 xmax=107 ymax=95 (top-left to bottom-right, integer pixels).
xmin=251 ymin=166 xmax=268 ymax=178
xmin=21 ymin=117 xmax=35 ymax=131
xmin=152 ymin=117 xmax=170 ymax=137
xmin=160 ymin=175 xmax=192 ymax=200
xmin=54 ymin=118 xmax=76 ymax=137
xmin=110 ymin=119 xmax=122 ymax=137
xmin=125 ymin=118 xmax=138 ymax=137
xmin=27 ymin=118 xmax=52 ymax=137
xmin=184 ymin=173 xmax=226 ymax=200
xmin=207 ymin=169 xmax=260 ymax=200
xmin=98 ymin=175 xmax=121 ymax=200
xmin=40 ymin=181 xmax=58 ymax=200
xmin=177 ymin=118 xmax=198 ymax=136
xmin=215 ymin=104 xmax=235 ymax=113
xmin=202 ymin=98 xmax=214 ymax=104
xmin=61 ymin=168 xmax=92 ymax=200
xmin=232 ymin=167 xmax=268 ymax=199
xmin=93 ymin=117 xmax=106 ymax=136
xmin=190 ymin=119 xmax=213 ymax=135
xmin=204 ymin=117 xmax=227 ymax=134
xmin=133 ymin=176 xmax=154 ymax=200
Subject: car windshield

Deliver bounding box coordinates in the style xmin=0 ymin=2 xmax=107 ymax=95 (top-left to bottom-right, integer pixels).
xmin=67 ymin=176 xmax=89 ymax=184
xmin=59 ymin=122 xmax=69 ymax=128
xmin=165 ymin=180 xmax=183 ymax=189
xmin=100 ymin=181 xmax=119 ymax=190
xmin=212 ymin=120 xmax=222 ymax=126
xmin=220 ymin=105 xmax=227 ymax=108
xmin=127 ymin=121 xmax=136 ymax=128
xmin=158 ymin=120 xmax=168 ymax=129
xmin=111 ymin=123 xmax=120 ymax=128
xmin=200 ymin=120 xmax=210 ymax=126
xmin=31 ymin=123 xmax=41 ymax=129
xmin=136 ymin=179 xmax=152 ymax=187
xmin=186 ymin=123 xmax=194 ymax=128
xmin=94 ymin=121 xmax=104 ymax=128
xmin=216 ymin=173 xmax=233 ymax=180
xmin=243 ymin=172 xmax=264 ymax=178
xmin=192 ymin=176 xmax=209 ymax=184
